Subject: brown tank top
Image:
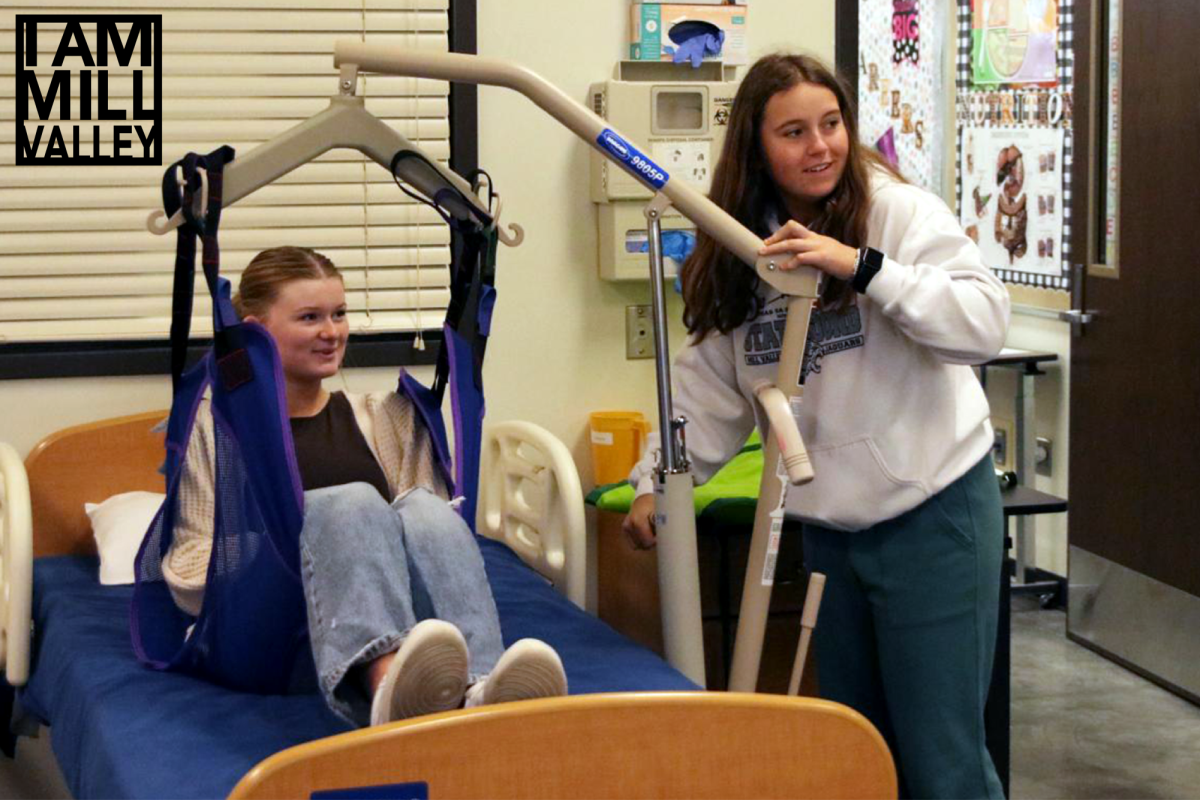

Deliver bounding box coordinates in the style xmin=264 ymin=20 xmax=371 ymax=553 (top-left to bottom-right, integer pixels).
xmin=290 ymin=391 xmax=391 ymax=501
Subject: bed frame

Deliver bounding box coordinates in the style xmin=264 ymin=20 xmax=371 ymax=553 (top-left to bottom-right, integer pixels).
xmin=1 ymin=412 xmax=897 ymax=799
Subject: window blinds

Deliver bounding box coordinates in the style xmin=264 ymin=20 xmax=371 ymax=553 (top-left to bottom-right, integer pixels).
xmin=0 ymin=0 xmax=454 ymax=344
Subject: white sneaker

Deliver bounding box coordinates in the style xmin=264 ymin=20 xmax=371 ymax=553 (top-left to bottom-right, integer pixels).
xmin=463 ymin=639 xmax=568 ymax=708
xmin=369 ymin=619 xmax=469 ymax=726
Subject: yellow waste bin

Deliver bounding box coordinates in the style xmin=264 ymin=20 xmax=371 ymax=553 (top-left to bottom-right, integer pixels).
xmin=588 ymin=411 xmax=650 ymax=485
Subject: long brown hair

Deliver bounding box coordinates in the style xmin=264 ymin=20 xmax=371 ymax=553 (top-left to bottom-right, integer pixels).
xmin=233 ymin=246 xmax=341 ymax=319
xmin=681 ymin=53 xmax=903 ymax=338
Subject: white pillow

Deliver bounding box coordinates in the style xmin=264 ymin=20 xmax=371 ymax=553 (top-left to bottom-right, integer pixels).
xmin=85 ymin=491 xmax=165 ymax=585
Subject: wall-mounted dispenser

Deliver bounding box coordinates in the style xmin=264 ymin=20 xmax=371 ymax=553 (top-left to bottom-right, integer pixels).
xmin=589 ymin=60 xmax=737 ymax=280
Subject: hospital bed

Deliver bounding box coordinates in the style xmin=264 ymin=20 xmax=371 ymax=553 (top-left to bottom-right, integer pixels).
xmin=0 ymin=411 xmax=896 ymax=799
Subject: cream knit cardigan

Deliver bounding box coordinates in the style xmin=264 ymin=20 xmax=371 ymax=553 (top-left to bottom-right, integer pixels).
xmin=162 ymin=391 xmax=447 ymax=616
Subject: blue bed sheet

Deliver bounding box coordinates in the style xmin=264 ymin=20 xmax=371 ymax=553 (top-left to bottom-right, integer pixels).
xmin=20 ymin=537 xmax=695 ymax=800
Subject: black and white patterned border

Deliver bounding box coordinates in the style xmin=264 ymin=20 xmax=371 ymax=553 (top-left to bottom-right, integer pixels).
xmin=955 ymin=0 xmax=1073 ymax=292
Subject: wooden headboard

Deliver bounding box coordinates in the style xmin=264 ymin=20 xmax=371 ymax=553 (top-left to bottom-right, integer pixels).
xmin=24 ymin=411 xmax=167 ymax=558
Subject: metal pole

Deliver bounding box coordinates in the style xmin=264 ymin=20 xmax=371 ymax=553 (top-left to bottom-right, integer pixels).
xmin=645 ymin=199 xmax=706 ymax=686
xmin=1015 ymin=370 xmax=1037 ymax=583
xmin=646 ymin=207 xmax=677 ymax=471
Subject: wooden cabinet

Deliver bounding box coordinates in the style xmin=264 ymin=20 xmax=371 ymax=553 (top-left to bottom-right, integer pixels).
xmin=595 ymin=508 xmax=818 ymax=695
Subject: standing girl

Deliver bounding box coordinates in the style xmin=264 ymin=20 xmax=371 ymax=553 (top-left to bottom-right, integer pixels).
xmin=624 ymin=54 xmax=1009 ymax=799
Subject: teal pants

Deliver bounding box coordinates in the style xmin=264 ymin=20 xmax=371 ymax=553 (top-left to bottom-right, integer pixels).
xmin=803 ymin=455 xmax=1005 ymax=800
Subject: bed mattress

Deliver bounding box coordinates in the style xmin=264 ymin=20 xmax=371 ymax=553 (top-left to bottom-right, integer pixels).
xmin=19 ymin=537 xmax=695 ymax=799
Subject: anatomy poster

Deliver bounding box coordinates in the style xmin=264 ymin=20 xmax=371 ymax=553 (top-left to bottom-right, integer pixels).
xmin=858 ymin=0 xmax=947 ymax=193
xmin=971 ymin=0 xmax=1059 ymax=86
xmin=959 ymin=126 xmax=1064 ymax=276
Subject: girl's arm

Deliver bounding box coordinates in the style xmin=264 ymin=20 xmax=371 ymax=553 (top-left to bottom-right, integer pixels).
xmin=759 ymin=186 xmax=1010 ymax=364
xmin=373 ymin=392 xmax=451 ymax=500
xmin=162 ymin=400 xmax=216 ymax=617
xmin=862 ymin=189 xmax=1010 ymax=364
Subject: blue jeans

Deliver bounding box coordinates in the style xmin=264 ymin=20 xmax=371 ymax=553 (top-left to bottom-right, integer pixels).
xmin=803 ymin=455 xmax=1005 ymax=800
xmin=299 ymin=483 xmax=505 ymax=726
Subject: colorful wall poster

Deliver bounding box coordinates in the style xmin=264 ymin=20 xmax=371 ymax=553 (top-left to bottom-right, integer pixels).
xmin=858 ymin=0 xmax=947 ymax=194
xmin=956 ymin=0 xmax=1072 ymax=292
xmin=971 ymin=0 xmax=1059 ymax=86
xmin=959 ymin=126 xmax=1064 ymax=276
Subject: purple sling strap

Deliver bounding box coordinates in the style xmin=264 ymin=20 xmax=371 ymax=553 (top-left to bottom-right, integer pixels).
xmin=131 ymin=148 xmax=310 ymax=693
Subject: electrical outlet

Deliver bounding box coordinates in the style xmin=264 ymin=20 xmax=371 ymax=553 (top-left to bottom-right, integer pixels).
xmin=1036 ymin=436 xmax=1053 ymax=476
xmin=991 ymin=417 xmax=1015 ymax=471
xmin=993 ymin=428 xmax=1008 ymax=468
xmin=625 ymin=305 xmax=654 ymax=359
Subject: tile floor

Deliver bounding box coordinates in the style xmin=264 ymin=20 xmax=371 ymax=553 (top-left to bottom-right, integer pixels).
xmin=1009 ymin=599 xmax=1200 ymax=799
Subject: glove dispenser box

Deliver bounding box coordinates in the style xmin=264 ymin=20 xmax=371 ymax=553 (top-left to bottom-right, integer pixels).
xmin=598 ymin=204 xmax=693 ymax=281
xmin=589 ymin=61 xmax=737 ymax=281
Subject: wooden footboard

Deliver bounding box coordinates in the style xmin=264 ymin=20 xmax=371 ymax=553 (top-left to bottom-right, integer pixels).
xmin=231 ymin=692 xmax=896 ymax=800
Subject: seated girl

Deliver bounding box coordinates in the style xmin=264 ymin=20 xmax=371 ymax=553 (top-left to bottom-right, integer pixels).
xmin=161 ymin=246 xmax=567 ymax=727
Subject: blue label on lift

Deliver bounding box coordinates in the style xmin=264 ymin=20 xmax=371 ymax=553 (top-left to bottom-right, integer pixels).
xmin=311 ymin=782 xmax=428 ymax=799
xmin=596 ymin=128 xmax=669 ymax=189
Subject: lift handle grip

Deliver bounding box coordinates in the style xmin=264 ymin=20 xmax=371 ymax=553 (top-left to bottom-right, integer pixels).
xmin=754 ymin=383 xmax=813 ymax=486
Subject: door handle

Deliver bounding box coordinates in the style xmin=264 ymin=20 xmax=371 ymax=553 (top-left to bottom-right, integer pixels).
xmin=1062 ymin=262 xmax=1096 ymax=336
xmin=1058 ymin=308 xmax=1094 ymax=325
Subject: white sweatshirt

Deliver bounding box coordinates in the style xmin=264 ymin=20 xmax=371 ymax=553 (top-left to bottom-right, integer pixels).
xmin=630 ymin=172 xmax=1011 ymax=531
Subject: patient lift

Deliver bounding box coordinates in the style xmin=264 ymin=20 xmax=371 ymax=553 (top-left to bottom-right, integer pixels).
xmin=144 ymin=46 xmax=825 ymax=692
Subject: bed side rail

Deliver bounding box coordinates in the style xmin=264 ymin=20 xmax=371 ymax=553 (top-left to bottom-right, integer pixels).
xmin=0 ymin=443 xmax=32 ymax=687
xmin=477 ymin=421 xmax=588 ymax=611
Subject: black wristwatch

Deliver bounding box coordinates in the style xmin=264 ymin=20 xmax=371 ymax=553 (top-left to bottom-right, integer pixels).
xmin=852 ymin=247 xmax=884 ymax=294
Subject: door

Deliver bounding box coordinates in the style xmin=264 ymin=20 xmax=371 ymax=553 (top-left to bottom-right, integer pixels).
xmin=1067 ymin=0 xmax=1200 ymax=701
